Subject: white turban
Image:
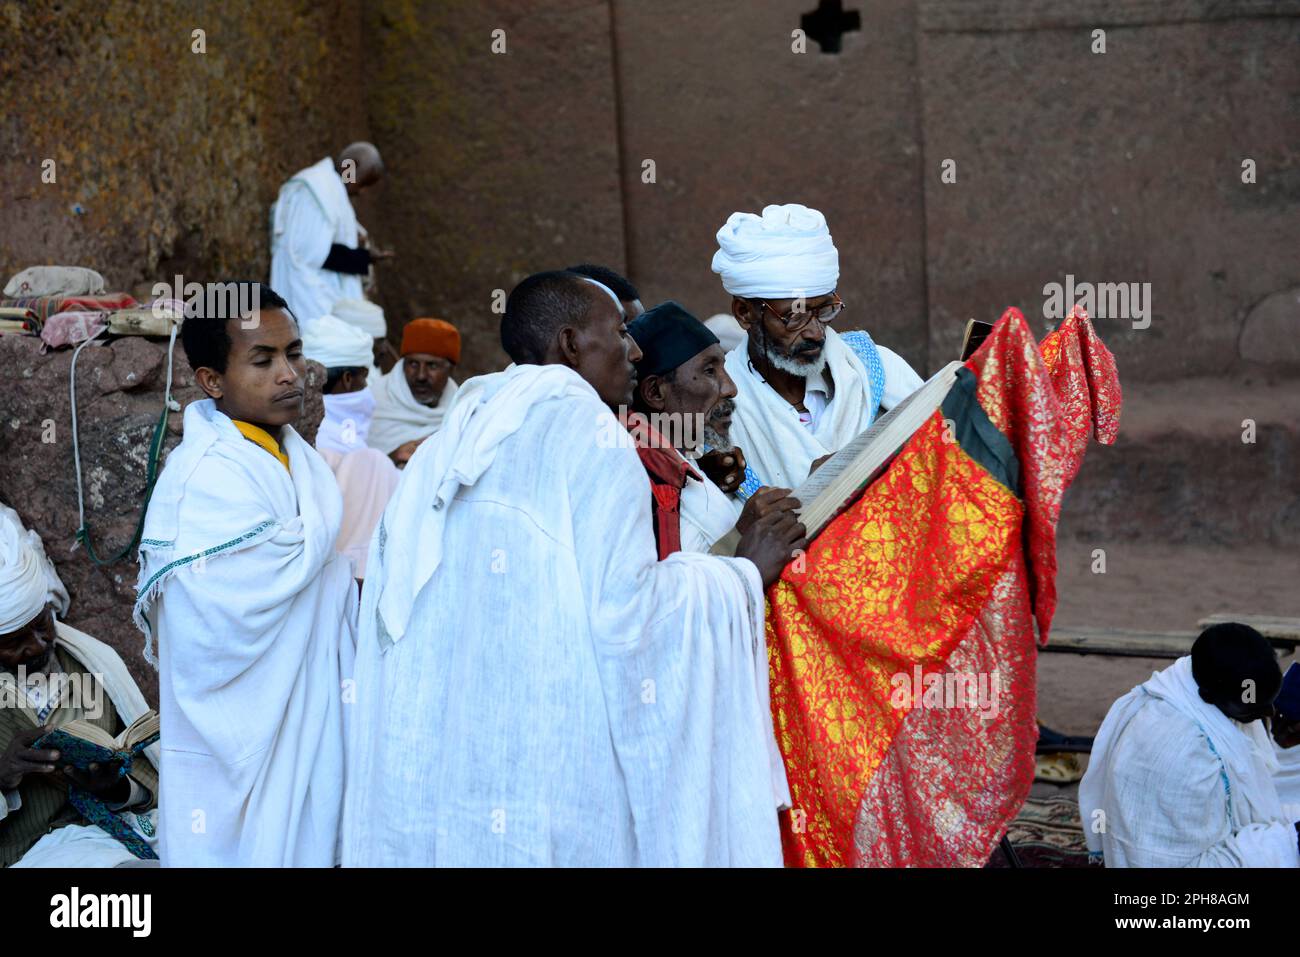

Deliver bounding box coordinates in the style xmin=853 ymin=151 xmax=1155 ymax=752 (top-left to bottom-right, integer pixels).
xmin=711 ymin=203 xmax=840 ymax=299
xmin=332 ymin=297 xmax=387 ymax=339
xmin=0 ymin=504 xmax=69 ymax=634
xmin=302 ymin=314 xmax=376 ymax=369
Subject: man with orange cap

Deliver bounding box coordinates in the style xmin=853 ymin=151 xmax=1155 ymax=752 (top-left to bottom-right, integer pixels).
xmin=367 ymin=318 xmax=461 ymax=466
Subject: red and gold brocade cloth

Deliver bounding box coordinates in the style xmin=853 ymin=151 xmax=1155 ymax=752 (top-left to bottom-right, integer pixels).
xmin=768 ymin=306 xmax=1121 ymax=867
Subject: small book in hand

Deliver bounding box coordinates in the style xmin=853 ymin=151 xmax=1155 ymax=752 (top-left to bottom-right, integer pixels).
xmin=34 ymin=711 xmax=159 ymax=771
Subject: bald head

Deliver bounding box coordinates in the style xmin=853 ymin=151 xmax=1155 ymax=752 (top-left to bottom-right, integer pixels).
xmin=500 ymin=270 xmax=642 ymax=410
xmin=337 ymin=142 xmax=384 ymax=196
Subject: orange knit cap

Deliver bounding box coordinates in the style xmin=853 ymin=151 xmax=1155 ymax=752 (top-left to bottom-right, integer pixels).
xmin=400 ymin=318 xmax=461 ymax=363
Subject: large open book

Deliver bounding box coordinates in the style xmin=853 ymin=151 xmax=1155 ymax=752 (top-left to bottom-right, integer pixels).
xmin=711 ymin=360 xmax=964 ymax=555
xmin=33 ymin=711 xmax=159 ymax=770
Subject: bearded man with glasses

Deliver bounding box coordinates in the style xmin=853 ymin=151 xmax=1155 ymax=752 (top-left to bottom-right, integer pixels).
xmin=710 ymin=204 xmax=923 ymax=498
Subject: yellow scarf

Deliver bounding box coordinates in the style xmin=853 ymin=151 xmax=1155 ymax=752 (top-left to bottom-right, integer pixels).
xmin=232 ymin=420 xmax=290 ymax=472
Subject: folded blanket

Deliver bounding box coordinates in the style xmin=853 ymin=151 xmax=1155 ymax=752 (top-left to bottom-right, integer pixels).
xmin=1 ymin=293 xmax=136 ymax=322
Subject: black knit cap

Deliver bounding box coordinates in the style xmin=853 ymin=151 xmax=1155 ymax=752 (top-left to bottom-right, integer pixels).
xmin=628 ymin=301 xmax=719 ymax=378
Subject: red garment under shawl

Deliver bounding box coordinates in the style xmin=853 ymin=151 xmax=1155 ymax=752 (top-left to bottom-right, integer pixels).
xmin=767 ymin=306 xmax=1121 ymax=867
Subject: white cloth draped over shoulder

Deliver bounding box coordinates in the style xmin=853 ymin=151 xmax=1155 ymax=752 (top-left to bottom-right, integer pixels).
xmin=1079 ymin=656 xmax=1300 ymax=868
xmin=366 ymin=360 xmax=459 ymax=456
xmin=342 ymin=364 xmax=788 ymax=866
xmin=134 ymin=399 xmax=357 ymax=867
xmin=724 ymin=328 xmax=922 ymax=490
xmin=678 ymin=470 xmax=740 ymax=553
xmin=270 ymin=156 xmax=365 ymax=327
xmin=12 ymin=622 xmax=162 ymax=868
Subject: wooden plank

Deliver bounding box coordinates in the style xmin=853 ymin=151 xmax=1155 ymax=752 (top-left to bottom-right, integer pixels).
xmin=1196 ymin=615 xmax=1300 ymax=643
xmin=1043 ymin=629 xmax=1198 ymax=658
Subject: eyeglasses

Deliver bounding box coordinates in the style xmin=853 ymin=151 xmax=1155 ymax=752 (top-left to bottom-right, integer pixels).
xmin=755 ymin=293 xmax=846 ymax=334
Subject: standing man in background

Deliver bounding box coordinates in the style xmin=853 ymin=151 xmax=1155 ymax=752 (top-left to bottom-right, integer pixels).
xmin=270 ymin=142 xmax=390 ymax=329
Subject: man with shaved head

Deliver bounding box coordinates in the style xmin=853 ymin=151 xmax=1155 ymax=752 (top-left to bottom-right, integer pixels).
xmin=270 ymin=141 xmax=390 ymax=332
xmin=343 ymin=270 xmax=802 ymax=867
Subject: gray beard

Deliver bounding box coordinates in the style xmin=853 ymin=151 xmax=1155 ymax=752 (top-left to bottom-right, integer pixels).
xmin=761 ymin=340 xmax=828 ymax=379
xmin=703 ymin=398 xmax=735 ymax=452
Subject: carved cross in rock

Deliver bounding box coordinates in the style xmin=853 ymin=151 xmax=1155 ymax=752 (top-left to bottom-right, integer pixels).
xmin=801 ymin=0 xmax=861 ymax=54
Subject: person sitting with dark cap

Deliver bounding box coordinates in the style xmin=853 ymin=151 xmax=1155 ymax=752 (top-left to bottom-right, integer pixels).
xmin=628 ymin=301 xmax=803 ymax=556
xmin=1079 ymin=622 xmax=1300 ymax=867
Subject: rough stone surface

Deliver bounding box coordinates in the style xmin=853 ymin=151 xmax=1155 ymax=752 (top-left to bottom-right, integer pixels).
xmin=0 ymin=335 xmax=326 ymax=701
xmin=614 ymin=0 xmax=931 ymax=373
xmin=362 ymin=0 xmax=625 ymax=376
xmin=1239 ymin=286 xmax=1300 ymax=366
xmin=0 ymin=0 xmax=369 ymax=294
xmin=918 ymin=8 xmax=1300 ymax=380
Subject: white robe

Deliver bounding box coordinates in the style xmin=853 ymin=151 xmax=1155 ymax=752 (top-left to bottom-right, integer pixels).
xmin=679 ymin=469 xmax=740 ymax=553
xmin=366 ymin=360 xmax=459 ymax=456
xmin=270 ymin=157 xmax=365 ymax=327
xmin=342 ymin=364 xmax=787 ymax=867
xmin=134 ymin=399 xmax=357 ymax=867
xmin=1079 ymin=656 xmax=1300 ymax=868
xmin=724 ymin=328 xmax=922 ymax=490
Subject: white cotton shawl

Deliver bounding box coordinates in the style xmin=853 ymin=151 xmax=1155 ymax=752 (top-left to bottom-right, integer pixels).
xmin=723 ymin=328 xmax=875 ymax=489
xmin=1079 ymin=656 xmax=1300 ymax=868
xmin=711 ymin=204 xmax=840 ymax=299
xmin=134 ymin=399 xmax=357 ymax=867
xmin=679 ymin=471 xmax=741 ymax=553
xmin=366 ymin=360 xmax=459 ymax=456
xmin=343 ymin=364 xmax=788 ymax=866
xmin=302 ymin=313 xmax=375 ymax=370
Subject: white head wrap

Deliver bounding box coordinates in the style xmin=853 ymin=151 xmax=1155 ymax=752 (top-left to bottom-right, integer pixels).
xmin=331 ymin=297 xmax=387 ymax=339
xmin=711 ymin=203 xmax=840 ymax=299
xmin=0 ymin=504 xmax=69 ymax=634
xmin=302 ymin=314 xmax=376 ymax=369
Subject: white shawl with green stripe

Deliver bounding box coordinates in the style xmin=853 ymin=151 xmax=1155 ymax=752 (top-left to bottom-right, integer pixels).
xmin=134 ymin=399 xmax=357 ymax=867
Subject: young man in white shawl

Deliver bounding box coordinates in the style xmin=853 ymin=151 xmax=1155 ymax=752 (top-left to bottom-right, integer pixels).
xmin=627 ymin=300 xmax=801 ymax=555
xmin=134 ymin=283 xmax=357 ymax=867
xmin=302 ymin=313 xmax=400 ymax=580
xmin=269 ymin=142 xmax=390 ymax=329
xmin=0 ymin=504 xmax=160 ymax=867
xmin=711 ymin=203 xmax=924 ymax=498
xmin=367 ymin=317 xmax=461 ymax=467
xmin=342 ymin=270 xmax=805 ymax=867
xmin=1079 ymin=623 xmax=1300 ymax=867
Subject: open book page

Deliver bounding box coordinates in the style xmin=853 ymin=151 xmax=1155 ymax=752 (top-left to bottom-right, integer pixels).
xmin=710 ymin=361 xmax=962 ymax=555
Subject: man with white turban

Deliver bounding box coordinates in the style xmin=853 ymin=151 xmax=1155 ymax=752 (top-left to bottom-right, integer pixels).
xmin=711 ymin=203 xmax=923 ymax=496
xmin=302 ymin=314 xmax=400 ymax=579
xmin=0 ymin=504 xmax=160 ymax=867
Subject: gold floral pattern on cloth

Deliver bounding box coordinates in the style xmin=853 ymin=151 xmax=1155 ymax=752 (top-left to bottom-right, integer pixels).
xmin=768 ymin=307 xmax=1123 ymax=867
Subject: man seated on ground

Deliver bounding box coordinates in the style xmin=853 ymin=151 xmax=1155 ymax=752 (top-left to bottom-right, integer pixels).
xmin=0 ymin=504 xmax=158 ymax=867
xmin=342 ymin=270 xmax=803 ymax=867
xmin=711 ymin=203 xmax=924 ymax=496
xmin=1272 ymin=663 xmax=1300 ymax=815
xmin=368 ymin=317 xmax=461 ymax=467
xmin=302 ymin=314 xmax=400 ymax=580
xmin=135 ymin=283 xmax=356 ymax=867
xmin=627 ymin=300 xmax=801 ymax=556
xmin=1079 ymin=622 xmax=1300 ymax=867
